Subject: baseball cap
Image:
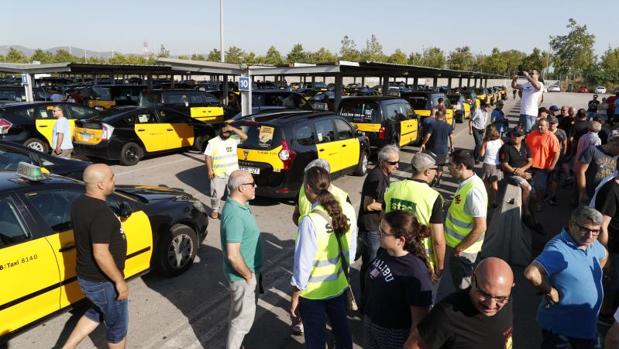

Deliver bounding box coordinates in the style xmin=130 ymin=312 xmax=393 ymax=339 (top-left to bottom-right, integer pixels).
xmin=547 ymin=115 xmax=559 ymax=124
xmin=549 ymin=105 xmax=559 ymax=112
xmin=509 ymin=127 xmax=526 ymax=137
xmin=411 ymin=152 xmax=436 ymax=172
xmin=304 ymin=158 xmax=330 ymax=173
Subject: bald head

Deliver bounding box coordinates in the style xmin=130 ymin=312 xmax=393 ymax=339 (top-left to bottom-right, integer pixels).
xmin=470 ymin=257 xmax=514 ymax=317
xmin=83 ymin=164 xmax=115 ymax=197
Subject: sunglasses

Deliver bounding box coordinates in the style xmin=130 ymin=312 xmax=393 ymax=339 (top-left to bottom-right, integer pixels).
xmin=385 ymin=160 xmax=399 ymax=165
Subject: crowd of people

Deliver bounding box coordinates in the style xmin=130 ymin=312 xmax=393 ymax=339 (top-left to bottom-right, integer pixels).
xmin=60 ymin=74 xmax=619 ymax=349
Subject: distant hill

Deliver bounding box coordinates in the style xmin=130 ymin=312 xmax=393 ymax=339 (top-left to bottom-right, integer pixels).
xmin=0 ymin=45 xmax=124 ymax=59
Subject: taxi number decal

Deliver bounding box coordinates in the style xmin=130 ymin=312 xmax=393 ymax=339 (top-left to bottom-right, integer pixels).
xmin=0 ymin=253 xmax=38 ymax=271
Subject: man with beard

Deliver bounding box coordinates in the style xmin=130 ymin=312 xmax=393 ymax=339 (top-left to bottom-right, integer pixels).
xmin=205 ymin=125 xmax=248 ymax=219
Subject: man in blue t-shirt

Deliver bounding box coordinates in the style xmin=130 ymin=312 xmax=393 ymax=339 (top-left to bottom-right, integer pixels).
xmin=420 ymin=110 xmax=453 ymax=186
xmin=524 ymin=206 xmax=608 ymax=348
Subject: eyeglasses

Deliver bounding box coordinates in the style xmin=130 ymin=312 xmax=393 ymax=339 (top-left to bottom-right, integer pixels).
xmin=385 ymin=160 xmax=399 ymax=166
xmin=473 ymin=277 xmax=511 ymax=304
xmin=241 ymin=182 xmax=256 ymax=188
xmin=575 ymin=222 xmax=600 ymax=236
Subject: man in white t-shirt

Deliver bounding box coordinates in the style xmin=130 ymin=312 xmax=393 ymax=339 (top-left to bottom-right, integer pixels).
xmin=51 ymin=106 xmax=73 ymax=158
xmin=512 ymin=70 xmax=544 ymax=133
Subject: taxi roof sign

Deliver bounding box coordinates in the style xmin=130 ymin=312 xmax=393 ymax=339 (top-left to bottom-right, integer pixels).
xmin=16 ymin=162 xmax=47 ymax=181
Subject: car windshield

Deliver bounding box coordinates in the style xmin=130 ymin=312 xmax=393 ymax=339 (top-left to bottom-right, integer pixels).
xmin=91 ymin=86 xmax=112 ymax=100
xmin=0 ymin=87 xmax=26 ymax=102
xmin=237 ymin=123 xmax=280 ymax=150
xmin=161 ymin=91 xmax=219 ymax=105
xmin=407 ymin=97 xmax=429 ymax=110
xmin=253 ymin=93 xmax=310 ymax=109
xmin=338 ymin=101 xmax=380 ymax=123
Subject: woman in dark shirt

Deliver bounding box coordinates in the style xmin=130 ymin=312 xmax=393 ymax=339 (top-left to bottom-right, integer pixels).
xmin=362 ymin=210 xmax=433 ymax=349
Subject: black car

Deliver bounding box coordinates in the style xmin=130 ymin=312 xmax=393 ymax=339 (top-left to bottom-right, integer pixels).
xmin=0 ymin=102 xmax=100 ymax=153
xmin=140 ymin=89 xmax=224 ymax=124
xmin=226 ymin=90 xmax=313 ymax=117
xmin=73 ymin=106 xmax=215 ymax=165
xmin=0 ymin=141 xmax=89 ymax=180
xmin=232 ymin=111 xmax=370 ymax=198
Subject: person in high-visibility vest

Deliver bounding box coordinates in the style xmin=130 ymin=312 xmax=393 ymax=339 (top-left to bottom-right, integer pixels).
xmin=436 ymin=149 xmax=488 ymax=302
xmin=292 ymin=159 xmax=350 ymax=227
xmin=204 ymin=124 xmax=247 ymax=219
xmin=384 ymin=152 xmax=446 ymax=281
xmin=290 ymin=167 xmax=357 ymax=349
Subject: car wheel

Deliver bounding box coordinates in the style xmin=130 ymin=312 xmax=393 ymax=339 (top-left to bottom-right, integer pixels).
xmin=119 ymin=142 xmax=143 ymax=166
xmin=157 ymin=224 xmax=198 ymax=277
xmin=24 ymin=138 xmax=49 ymax=153
xmin=354 ymin=151 xmax=368 ymax=176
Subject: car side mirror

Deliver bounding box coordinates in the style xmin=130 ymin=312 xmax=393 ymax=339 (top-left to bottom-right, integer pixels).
xmin=118 ymin=201 xmax=133 ymax=219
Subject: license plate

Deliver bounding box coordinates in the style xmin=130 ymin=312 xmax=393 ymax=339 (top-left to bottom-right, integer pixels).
xmin=80 ymin=132 xmax=91 ymax=140
xmin=240 ymin=166 xmax=260 ymax=175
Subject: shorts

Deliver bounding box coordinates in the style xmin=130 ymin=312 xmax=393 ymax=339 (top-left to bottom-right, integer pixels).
xmin=435 ymin=153 xmax=448 ymax=170
xmin=481 ymin=163 xmax=503 ymax=182
xmin=507 ymin=175 xmax=532 ymax=191
xmin=78 ymin=277 xmax=129 ymax=343
xmin=531 ymin=168 xmax=550 ymax=192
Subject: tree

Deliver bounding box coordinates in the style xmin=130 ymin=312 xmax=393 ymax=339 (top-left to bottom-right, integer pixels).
xmin=53 ymin=49 xmax=77 ymax=63
xmin=387 ymin=49 xmax=408 ymax=65
xmin=225 ymin=46 xmax=245 ymax=64
xmin=339 ymin=35 xmax=361 ymax=61
xmin=157 ymin=44 xmax=170 ymax=58
xmin=521 ymin=48 xmax=546 ymax=72
xmin=191 ymin=53 xmax=205 ymax=61
xmin=287 ymin=44 xmax=307 ymax=63
xmin=177 ymin=55 xmax=189 ymax=60
xmin=501 ymin=49 xmax=527 ymax=75
xmin=549 ymin=18 xmax=595 ymax=80
xmin=597 ymin=48 xmax=619 ymax=84
xmin=360 ymin=34 xmax=385 ymax=62
xmin=109 ymin=52 xmax=128 ymax=64
xmin=408 ymin=52 xmax=423 ymax=65
xmin=264 ymin=46 xmax=284 ymax=65
xmin=6 ymin=47 xmax=28 ymax=63
xmin=30 ymin=49 xmax=54 ymax=63
xmin=207 ymin=49 xmax=221 ymax=62
xmin=477 ymin=48 xmax=505 ymax=74
xmin=310 ymin=47 xmax=336 ymax=64
xmin=421 ymin=47 xmax=445 ymax=68
xmin=447 ymin=46 xmax=475 ymax=70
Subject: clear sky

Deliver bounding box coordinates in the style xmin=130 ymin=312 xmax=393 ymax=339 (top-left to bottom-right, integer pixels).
xmin=4 ymin=0 xmax=618 ymax=57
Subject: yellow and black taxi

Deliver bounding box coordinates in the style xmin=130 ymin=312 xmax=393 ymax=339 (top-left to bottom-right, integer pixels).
xmin=79 ymin=85 xmax=146 ymax=110
xmin=0 ymin=163 xmax=208 ymax=337
xmin=447 ymin=93 xmax=472 ymax=123
xmin=226 ymin=90 xmax=313 ymax=118
xmin=73 ymin=106 xmax=215 ymax=166
xmin=231 ymin=110 xmax=369 ymax=198
xmin=461 ymin=89 xmax=480 ymax=111
xmin=140 ymin=89 xmax=224 ymax=124
xmin=399 ymin=91 xmax=455 ymax=126
xmin=337 ymin=96 xmax=420 ymax=150
xmin=0 ymin=141 xmax=89 ymax=180
xmin=0 ymin=102 xmax=99 ymax=153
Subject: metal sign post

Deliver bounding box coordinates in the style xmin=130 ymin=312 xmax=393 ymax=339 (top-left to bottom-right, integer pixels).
xmin=239 ymin=71 xmax=252 ymax=117
xmin=21 ymin=74 xmax=34 ymax=102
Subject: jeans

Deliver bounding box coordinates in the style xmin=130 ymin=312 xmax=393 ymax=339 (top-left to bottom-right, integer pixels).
xmin=541 ymin=329 xmax=601 ymax=349
xmin=435 ymin=246 xmax=478 ymax=302
xmin=78 ymin=277 xmax=129 ymax=344
xmin=472 ymin=127 xmax=484 ymax=161
xmin=299 ymin=292 xmax=352 ymax=349
xmin=360 ymin=230 xmax=380 ymax=293
xmin=520 ymin=114 xmax=537 ymax=133
xmin=226 ymin=275 xmax=258 ymax=349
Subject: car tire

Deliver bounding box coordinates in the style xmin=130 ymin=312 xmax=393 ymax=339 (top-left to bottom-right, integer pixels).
xmin=119 ymin=142 xmax=143 ymax=166
xmin=24 ymin=138 xmax=49 ymax=153
xmin=156 ymin=224 xmax=198 ymax=277
xmin=354 ymin=151 xmax=368 ymax=176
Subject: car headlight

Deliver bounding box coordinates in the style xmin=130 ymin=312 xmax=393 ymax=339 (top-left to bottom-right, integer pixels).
xmin=175 ymin=195 xmax=208 ymax=214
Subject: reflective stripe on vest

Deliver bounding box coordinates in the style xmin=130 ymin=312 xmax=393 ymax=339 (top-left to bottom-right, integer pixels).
xmin=299 ymin=206 xmax=351 ymax=300
xmin=444 ymin=176 xmax=487 ymax=253
xmin=384 ymin=179 xmax=440 ymax=268
xmin=209 ymin=137 xmax=239 ymax=177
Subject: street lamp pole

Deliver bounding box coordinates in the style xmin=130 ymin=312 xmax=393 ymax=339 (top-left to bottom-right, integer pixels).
xmin=219 ymin=0 xmax=224 ymax=63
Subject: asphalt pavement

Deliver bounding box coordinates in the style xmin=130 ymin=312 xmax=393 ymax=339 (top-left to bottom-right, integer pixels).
xmin=4 ymin=92 xmax=602 ymax=349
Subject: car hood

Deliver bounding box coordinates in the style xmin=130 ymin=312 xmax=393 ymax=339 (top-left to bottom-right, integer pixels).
xmin=115 ymin=184 xmax=193 ymax=202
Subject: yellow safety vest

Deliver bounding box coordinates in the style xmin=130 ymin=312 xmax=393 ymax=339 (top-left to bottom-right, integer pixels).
xmin=384 ymin=179 xmax=440 ymax=269
xmin=299 ymin=204 xmax=355 ymax=300
xmin=444 ymin=175 xmax=488 ymax=253
xmin=297 ymin=184 xmax=349 ymax=225
xmin=208 ymin=136 xmax=239 ymax=177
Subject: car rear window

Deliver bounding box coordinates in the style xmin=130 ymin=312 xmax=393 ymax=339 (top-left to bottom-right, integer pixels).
xmin=0 ymin=87 xmax=26 ymax=102
xmin=237 ymin=123 xmax=281 ymax=150
xmin=338 ymin=101 xmax=380 ymax=123
xmin=407 ymin=97 xmax=429 ymax=110
xmin=161 ymin=91 xmax=219 ymax=105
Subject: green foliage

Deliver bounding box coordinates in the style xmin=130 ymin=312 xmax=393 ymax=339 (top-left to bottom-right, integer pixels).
xmin=388 ymin=49 xmax=408 ymax=65
xmin=225 ymin=46 xmax=245 ymax=64
xmin=53 ymin=49 xmax=78 ymax=63
xmin=339 ymin=35 xmax=361 ymax=61
xmin=287 ymin=44 xmax=307 ymax=63
xmin=177 ymin=55 xmax=189 ymax=60
xmin=191 ymin=54 xmax=205 ymax=61
xmin=310 ymin=47 xmax=336 ymax=64
xmin=360 ymin=34 xmax=385 ymax=61
xmin=549 ymin=18 xmax=595 ymax=80
xmin=30 ymin=49 xmax=54 ymax=63
xmin=408 ymin=52 xmax=423 ymax=65
xmin=421 ymin=47 xmax=445 ymax=68
xmin=207 ymin=49 xmax=221 ymax=62
xmin=265 ymin=46 xmax=284 ymax=65
xmin=6 ymin=48 xmax=29 ymax=63
xmin=157 ymin=44 xmax=170 ymax=58
xmin=447 ymin=46 xmax=475 ymax=70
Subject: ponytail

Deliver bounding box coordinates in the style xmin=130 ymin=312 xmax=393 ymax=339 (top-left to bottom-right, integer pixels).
xmin=383 ymin=210 xmax=432 ymax=273
xmin=304 ymin=166 xmax=350 ymax=236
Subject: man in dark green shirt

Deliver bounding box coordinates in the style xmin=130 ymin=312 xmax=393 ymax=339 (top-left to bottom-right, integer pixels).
xmin=220 ymin=170 xmax=262 ymax=349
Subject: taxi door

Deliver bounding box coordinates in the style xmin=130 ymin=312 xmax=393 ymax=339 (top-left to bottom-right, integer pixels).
xmin=156 ymin=109 xmax=195 ymax=149
xmin=398 ymin=104 xmax=419 ymax=146
xmin=314 ymin=118 xmax=345 ymax=173
xmin=0 ymin=194 xmax=60 ymax=336
xmin=33 ymin=104 xmax=59 ymax=146
xmin=333 ymin=118 xmax=360 ymax=170
xmin=134 ymin=110 xmax=169 ymax=152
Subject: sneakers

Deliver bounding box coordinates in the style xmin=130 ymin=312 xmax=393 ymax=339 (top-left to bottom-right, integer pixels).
xmin=292 ymin=321 xmax=304 ymax=336
xmin=209 ymin=211 xmax=220 ymax=219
